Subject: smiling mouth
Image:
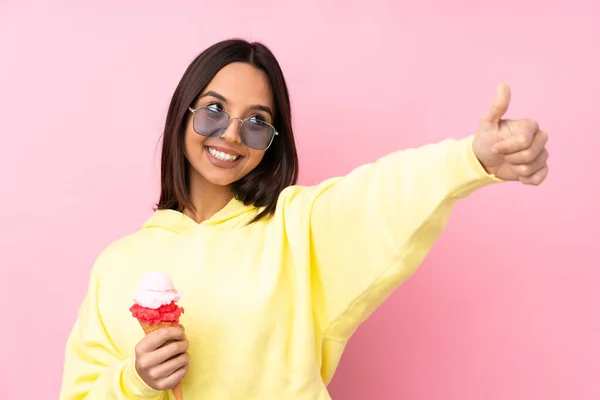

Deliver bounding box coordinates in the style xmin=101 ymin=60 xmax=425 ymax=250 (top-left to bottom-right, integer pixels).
xmin=205 ymin=146 xmax=241 ymax=162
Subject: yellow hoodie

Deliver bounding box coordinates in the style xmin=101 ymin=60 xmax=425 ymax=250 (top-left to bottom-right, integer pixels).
xmin=59 ymin=136 xmax=501 ymax=400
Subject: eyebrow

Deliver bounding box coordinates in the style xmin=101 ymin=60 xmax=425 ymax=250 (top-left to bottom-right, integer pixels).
xmin=199 ymin=90 xmax=274 ymax=117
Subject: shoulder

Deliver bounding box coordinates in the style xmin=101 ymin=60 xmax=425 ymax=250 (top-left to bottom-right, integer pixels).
xmin=91 ymin=211 xmax=187 ymax=279
xmin=90 ymin=232 xmax=149 ymax=279
xmin=276 ymin=177 xmax=342 ymax=207
xmin=256 ymin=179 xmax=343 ymax=229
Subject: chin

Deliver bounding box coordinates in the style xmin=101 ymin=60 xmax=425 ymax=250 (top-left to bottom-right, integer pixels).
xmin=199 ymin=168 xmax=240 ymax=187
xmin=204 ymin=174 xmax=239 ymax=187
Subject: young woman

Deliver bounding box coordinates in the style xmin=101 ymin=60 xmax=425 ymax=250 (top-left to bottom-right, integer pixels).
xmin=59 ymin=39 xmax=549 ymax=399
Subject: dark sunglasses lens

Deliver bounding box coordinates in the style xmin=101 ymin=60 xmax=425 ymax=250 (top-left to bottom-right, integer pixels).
xmin=241 ymin=122 xmax=275 ymax=150
xmin=193 ymin=108 xmax=228 ymax=137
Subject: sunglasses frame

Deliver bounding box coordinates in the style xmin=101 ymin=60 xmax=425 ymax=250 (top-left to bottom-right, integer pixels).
xmin=188 ymin=106 xmax=278 ymax=151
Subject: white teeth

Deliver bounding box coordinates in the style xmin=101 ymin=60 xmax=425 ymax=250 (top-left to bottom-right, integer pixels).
xmin=207 ymin=147 xmax=239 ymax=162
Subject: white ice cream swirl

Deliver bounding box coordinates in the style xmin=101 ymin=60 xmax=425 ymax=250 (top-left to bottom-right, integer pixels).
xmin=133 ymin=271 xmax=181 ymax=309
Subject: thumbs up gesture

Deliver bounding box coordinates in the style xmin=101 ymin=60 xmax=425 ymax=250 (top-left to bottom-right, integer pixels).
xmin=472 ymin=83 xmax=549 ymax=185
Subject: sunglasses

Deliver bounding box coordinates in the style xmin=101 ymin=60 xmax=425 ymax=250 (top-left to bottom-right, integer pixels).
xmin=188 ymin=105 xmax=278 ymax=151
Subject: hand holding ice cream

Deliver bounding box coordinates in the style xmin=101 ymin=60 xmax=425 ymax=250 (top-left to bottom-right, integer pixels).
xmin=130 ymin=271 xmax=187 ymax=400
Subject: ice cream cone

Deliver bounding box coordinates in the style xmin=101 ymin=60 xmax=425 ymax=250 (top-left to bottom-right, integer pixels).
xmin=171 ymin=382 xmax=183 ymax=400
xmin=138 ymin=321 xmax=184 ymax=400
xmin=139 ymin=320 xmax=179 ymax=334
xmin=131 ymin=272 xmax=185 ymax=400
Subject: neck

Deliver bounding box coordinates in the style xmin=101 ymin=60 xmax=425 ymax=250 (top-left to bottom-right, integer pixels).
xmin=185 ymin=171 xmax=235 ymax=224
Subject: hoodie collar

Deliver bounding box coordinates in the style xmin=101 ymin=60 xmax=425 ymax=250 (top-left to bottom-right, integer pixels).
xmin=142 ymin=198 xmax=258 ymax=233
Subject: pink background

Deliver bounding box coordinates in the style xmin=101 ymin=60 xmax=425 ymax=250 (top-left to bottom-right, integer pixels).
xmin=1 ymin=1 xmax=598 ymax=399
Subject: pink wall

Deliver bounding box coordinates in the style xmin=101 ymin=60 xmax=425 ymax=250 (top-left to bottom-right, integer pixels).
xmin=1 ymin=1 xmax=598 ymax=398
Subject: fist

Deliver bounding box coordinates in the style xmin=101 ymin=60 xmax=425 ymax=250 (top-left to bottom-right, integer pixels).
xmin=472 ymin=83 xmax=549 ymax=186
xmin=135 ymin=326 xmax=190 ymax=391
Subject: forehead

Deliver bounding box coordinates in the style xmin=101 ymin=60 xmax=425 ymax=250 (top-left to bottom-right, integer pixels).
xmin=203 ymin=62 xmax=274 ymax=109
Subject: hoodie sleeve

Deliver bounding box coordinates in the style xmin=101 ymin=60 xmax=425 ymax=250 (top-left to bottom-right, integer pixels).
xmin=59 ymin=252 xmax=166 ymax=400
xmin=306 ymin=136 xmax=502 ymax=341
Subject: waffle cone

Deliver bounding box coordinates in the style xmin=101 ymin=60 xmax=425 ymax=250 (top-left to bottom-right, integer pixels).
xmin=139 ymin=320 xmax=179 ymax=334
xmin=138 ymin=320 xmax=183 ymax=400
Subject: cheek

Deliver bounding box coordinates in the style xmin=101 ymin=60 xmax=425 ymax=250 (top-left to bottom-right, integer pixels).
xmin=245 ymin=149 xmax=266 ymax=170
xmin=184 ymin=128 xmax=206 ymax=158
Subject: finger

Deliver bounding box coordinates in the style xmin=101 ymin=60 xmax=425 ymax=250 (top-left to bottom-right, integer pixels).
xmin=150 ymin=339 xmax=189 ymax=365
xmin=519 ymin=165 xmax=549 ymax=186
xmin=493 ymin=119 xmax=539 ymax=154
xmin=502 ymin=131 xmax=548 ymax=164
xmin=138 ymin=327 xmax=186 ymax=353
xmin=482 ymin=82 xmax=511 ymax=123
xmin=156 ymin=363 xmax=189 ymax=391
xmin=510 ymin=149 xmax=549 ymax=177
xmin=150 ymin=352 xmax=190 ymax=383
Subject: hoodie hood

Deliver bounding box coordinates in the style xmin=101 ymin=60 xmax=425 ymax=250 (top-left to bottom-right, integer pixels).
xmin=142 ymin=198 xmax=258 ymax=233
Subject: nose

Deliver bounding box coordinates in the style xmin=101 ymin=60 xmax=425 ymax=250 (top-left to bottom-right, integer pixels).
xmin=220 ymin=117 xmax=243 ymax=145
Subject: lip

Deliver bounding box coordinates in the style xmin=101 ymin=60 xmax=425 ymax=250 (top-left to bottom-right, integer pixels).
xmin=204 ymin=146 xmax=243 ymax=169
xmin=204 ymin=144 xmax=242 ymax=157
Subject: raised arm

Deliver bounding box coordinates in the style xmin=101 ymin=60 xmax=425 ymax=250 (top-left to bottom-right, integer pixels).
xmin=308 ymin=135 xmax=500 ymax=339
xmin=308 ymin=83 xmax=548 ymax=344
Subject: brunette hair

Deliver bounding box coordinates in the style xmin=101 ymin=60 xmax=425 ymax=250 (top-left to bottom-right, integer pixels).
xmin=156 ymin=39 xmax=299 ymax=222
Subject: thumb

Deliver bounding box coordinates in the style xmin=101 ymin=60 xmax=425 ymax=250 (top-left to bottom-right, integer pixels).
xmin=482 ymin=82 xmax=511 ymax=123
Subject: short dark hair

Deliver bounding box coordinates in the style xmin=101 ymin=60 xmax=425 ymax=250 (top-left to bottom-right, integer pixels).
xmin=156 ymin=39 xmax=299 ymax=222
